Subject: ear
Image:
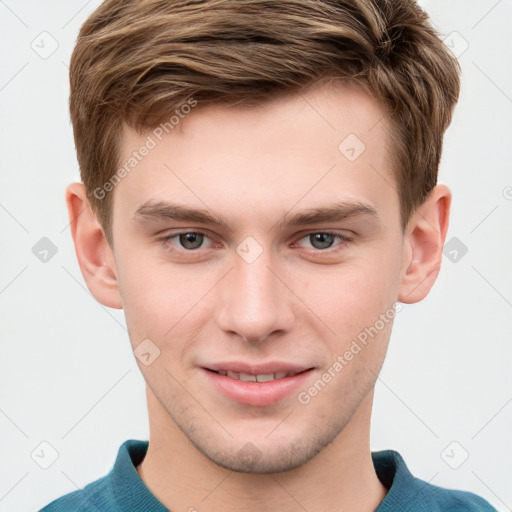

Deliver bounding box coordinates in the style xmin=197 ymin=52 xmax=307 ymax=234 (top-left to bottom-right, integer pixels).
xmin=398 ymin=184 xmax=451 ymax=304
xmin=65 ymin=182 xmax=123 ymax=309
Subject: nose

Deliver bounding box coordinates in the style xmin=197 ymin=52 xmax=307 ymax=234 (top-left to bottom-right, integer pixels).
xmin=215 ymin=245 xmax=295 ymax=345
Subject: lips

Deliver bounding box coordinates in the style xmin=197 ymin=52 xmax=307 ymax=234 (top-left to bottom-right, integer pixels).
xmin=200 ymin=362 xmax=314 ymax=406
xmin=210 ymin=369 xmax=302 ymax=382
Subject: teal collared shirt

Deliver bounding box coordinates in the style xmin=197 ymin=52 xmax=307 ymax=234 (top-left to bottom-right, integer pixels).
xmin=38 ymin=439 xmax=497 ymax=511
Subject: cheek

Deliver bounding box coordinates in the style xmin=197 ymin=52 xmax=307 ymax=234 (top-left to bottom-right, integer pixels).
xmin=116 ymin=251 xmax=216 ymax=350
xmin=114 ymin=248 xmax=171 ymax=341
xmin=304 ymin=251 xmax=400 ymax=338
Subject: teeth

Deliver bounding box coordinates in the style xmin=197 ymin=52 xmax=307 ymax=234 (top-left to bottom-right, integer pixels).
xmin=216 ymin=370 xmax=299 ymax=381
xmin=239 ymin=372 xmax=257 ymax=382
xmin=256 ymin=373 xmax=275 ymax=382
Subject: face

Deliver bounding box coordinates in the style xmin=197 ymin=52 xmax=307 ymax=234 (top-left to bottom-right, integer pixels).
xmin=109 ymin=83 xmax=406 ymax=473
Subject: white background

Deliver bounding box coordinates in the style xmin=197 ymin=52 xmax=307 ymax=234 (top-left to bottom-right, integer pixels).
xmin=0 ymin=1 xmax=511 ymax=511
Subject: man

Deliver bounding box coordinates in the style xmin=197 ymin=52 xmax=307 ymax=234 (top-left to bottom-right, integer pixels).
xmin=39 ymin=0 xmax=497 ymax=510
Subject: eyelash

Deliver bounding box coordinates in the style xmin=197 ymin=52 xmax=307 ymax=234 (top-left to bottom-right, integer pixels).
xmin=159 ymin=230 xmax=352 ymax=258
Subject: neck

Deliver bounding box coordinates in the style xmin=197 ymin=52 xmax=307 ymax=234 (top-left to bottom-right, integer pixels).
xmin=137 ymin=387 xmax=387 ymax=512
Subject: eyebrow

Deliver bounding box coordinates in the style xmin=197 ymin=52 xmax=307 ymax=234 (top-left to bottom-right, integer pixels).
xmin=133 ymin=199 xmax=380 ymax=231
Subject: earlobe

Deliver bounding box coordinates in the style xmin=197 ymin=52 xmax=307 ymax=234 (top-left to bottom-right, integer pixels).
xmin=398 ymin=184 xmax=451 ymax=304
xmin=65 ymin=182 xmax=123 ymax=309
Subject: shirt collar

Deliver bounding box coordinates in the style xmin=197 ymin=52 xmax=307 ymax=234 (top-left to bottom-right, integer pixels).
xmin=111 ymin=440 xmax=417 ymax=511
xmin=373 ymin=449 xmax=429 ymax=511
xmin=111 ymin=439 xmax=169 ymax=511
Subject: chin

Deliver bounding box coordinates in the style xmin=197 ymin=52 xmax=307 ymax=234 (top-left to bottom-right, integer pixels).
xmin=201 ymin=441 xmax=319 ymax=474
xmin=183 ymin=415 xmax=348 ymax=474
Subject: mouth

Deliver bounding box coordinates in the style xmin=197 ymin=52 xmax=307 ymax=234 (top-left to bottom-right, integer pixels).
xmin=205 ymin=368 xmax=305 ymax=382
xmin=200 ymin=364 xmax=315 ymax=407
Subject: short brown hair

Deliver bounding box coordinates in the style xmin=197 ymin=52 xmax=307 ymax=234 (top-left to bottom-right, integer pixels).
xmin=69 ymin=0 xmax=460 ymax=246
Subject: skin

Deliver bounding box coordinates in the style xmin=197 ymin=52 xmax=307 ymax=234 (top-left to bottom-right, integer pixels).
xmin=66 ymin=82 xmax=451 ymax=512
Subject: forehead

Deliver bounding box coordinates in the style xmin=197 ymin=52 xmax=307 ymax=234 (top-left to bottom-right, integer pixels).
xmin=113 ymin=82 xmax=397 ymax=231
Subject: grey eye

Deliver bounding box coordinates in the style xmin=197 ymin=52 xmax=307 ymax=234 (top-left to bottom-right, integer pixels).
xmin=308 ymin=233 xmax=336 ymax=250
xmin=179 ymin=232 xmax=205 ymax=250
